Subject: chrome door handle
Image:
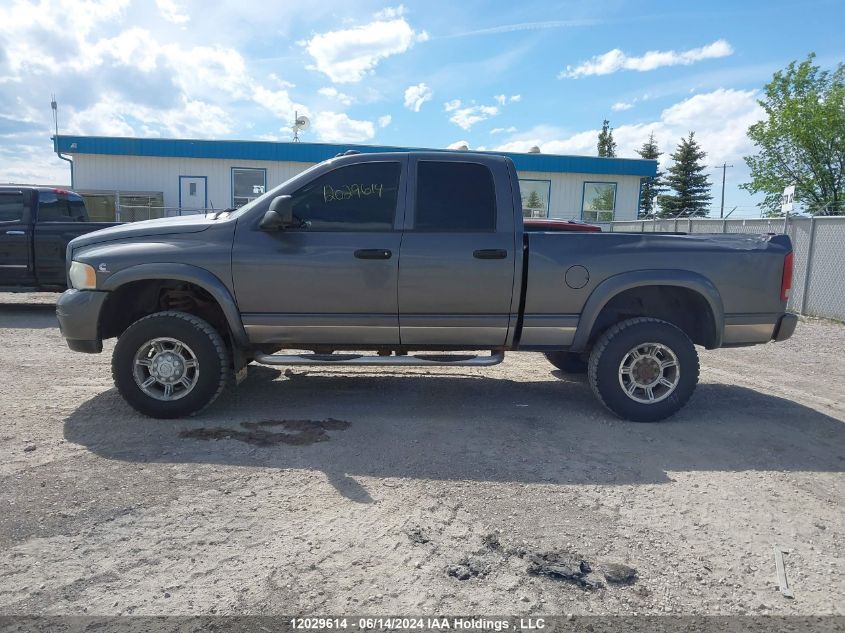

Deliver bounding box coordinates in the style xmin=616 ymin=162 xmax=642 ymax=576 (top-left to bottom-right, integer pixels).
xmin=5 ymin=230 xmax=25 ymax=236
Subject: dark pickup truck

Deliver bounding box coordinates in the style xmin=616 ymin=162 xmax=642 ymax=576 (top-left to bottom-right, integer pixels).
xmin=56 ymin=151 xmax=797 ymax=422
xmin=0 ymin=186 xmax=119 ymax=291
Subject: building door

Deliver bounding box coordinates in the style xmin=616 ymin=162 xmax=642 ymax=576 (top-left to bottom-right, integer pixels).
xmin=179 ymin=176 xmax=207 ymax=215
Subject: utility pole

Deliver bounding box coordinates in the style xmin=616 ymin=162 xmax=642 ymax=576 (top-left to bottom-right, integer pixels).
xmin=714 ymin=162 xmax=734 ymax=218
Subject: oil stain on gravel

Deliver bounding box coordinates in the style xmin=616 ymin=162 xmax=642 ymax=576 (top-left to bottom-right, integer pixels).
xmin=180 ymin=418 xmax=350 ymax=447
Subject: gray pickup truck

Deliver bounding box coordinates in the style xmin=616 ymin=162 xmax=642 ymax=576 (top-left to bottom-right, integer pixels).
xmin=56 ymin=151 xmax=797 ymax=422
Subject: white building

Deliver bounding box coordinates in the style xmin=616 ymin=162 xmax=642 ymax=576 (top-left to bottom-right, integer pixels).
xmin=55 ymin=136 xmax=656 ymax=223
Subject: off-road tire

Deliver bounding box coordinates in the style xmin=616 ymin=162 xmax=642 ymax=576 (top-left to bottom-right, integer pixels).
xmin=112 ymin=311 xmax=229 ymax=419
xmin=544 ymin=351 xmax=588 ymax=374
xmin=587 ymin=317 xmax=699 ymax=422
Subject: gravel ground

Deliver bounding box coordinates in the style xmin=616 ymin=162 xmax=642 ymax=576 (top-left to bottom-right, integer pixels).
xmin=0 ymin=292 xmax=843 ymax=617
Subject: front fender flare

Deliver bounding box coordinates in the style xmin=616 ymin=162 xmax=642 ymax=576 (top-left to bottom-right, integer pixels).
xmin=99 ymin=263 xmax=249 ymax=348
xmin=569 ymin=269 xmax=725 ymax=351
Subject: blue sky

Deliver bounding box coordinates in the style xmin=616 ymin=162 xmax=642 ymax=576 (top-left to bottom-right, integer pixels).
xmin=0 ymin=0 xmax=842 ymax=216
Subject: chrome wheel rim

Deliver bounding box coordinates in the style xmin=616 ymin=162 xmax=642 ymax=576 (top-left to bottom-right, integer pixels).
xmin=618 ymin=342 xmax=680 ymax=404
xmin=132 ymin=337 xmax=199 ymax=401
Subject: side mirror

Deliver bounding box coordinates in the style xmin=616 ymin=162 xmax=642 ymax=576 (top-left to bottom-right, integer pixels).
xmin=259 ymin=195 xmax=294 ymax=231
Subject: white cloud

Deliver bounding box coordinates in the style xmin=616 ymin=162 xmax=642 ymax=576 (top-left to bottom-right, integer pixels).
xmin=155 ymin=0 xmax=190 ymax=24
xmin=304 ymin=17 xmax=428 ymax=83
xmin=443 ymin=99 xmax=462 ymax=112
xmin=560 ymin=39 xmax=733 ymax=78
xmin=448 ymin=105 xmax=499 ymax=130
xmin=447 ymin=140 xmax=469 ymax=149
xmin=490 ymin=126 xmax=517 ymax=134
xmin=493 ymin=88 xmax=762 ymax=168
xmin=611 ymin=101 xmax=634 ymax=111
xmin=494 ymin=94 xmax=521 ymax=105
xmin=318 ymin=87 xmax=353 ymax=106
xmin=378 ymin=114 xmax=392 ymax=128
xmin=374 ymin=5 xmax=406 ymax=19
xmin=315 ymin=111 xmax=375 ymax=142
xmin=404 ymin=83 xmax=433 ymax=112
xmin=252 ymin=86 xmax=303 ymax=122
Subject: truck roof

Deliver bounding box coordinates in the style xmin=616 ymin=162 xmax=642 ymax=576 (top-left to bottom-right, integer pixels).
xmin=0 ymin=185 xmax=82 ymax=197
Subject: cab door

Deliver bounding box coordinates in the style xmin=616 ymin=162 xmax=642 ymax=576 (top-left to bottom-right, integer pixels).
xmin=0 ymin=190 xmax=34 ymax=286
xmin=398 ymin=156 xmax=517 ymax=346
xmin=232 ymin=158 xmax=406 ymax=346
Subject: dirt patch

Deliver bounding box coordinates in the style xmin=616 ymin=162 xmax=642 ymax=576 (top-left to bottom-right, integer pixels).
xmin=406 ymin=526 xmax=431 ymax=545
xmin=447 ymin=555 xmax=492 ymax=581
xmin=179 ymin=418 xmax=350 ymax=446
xmin=601 ymin=562 xmax=638 ymax=585
xmin=525 ymin=551 xmax=603 ymax=589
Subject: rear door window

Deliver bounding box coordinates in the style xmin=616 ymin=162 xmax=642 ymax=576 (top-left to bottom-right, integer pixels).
xmin=415 ymin=161 xmax=496 ymax=231
xmin=37 ymin=192 xmax=86 ymax=222
xmin=0 ymin=192 xmax=25 ymax=223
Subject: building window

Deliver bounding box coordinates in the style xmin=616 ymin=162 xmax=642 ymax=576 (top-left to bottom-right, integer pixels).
xmin=189 ymin=182 xmax=197 ymax=196
xmin=519 ymin=179 xmax=551 ymax=218
xmin=582 ymin=182 xmax=617 ymax=222
xmin=232 ymin=168 xmax=266 ymax=208
xmin=415 ymin=161 xmax=496 ymax=231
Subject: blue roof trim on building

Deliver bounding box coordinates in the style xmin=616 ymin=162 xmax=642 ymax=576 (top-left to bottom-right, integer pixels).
xmin=54 ymin=135 xmax=657 ymax=177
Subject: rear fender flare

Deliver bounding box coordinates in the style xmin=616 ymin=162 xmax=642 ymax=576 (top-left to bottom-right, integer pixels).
xmin=99 ymin=263 xmax=248 ymax=348
xmin=570 ymin=269 xmax=724 ymax=351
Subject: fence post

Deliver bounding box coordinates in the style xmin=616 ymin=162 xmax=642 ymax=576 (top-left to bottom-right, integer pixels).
xmin=800 ymin=217 xmax=818 ymax=315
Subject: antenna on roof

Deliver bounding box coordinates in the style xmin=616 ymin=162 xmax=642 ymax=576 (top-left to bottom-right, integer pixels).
xmin=291 ymin=111 xmax=310 ymax=142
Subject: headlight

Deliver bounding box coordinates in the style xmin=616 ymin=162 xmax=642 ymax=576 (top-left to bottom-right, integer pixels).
xmin=69 ymin=261 xmax=97 ymax=289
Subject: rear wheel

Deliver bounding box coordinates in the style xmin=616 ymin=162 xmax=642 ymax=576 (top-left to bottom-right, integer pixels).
xmin=587 ymin=317 xmax=699 ymax=422
xmin=112 ymin=311 xmax=229 ymax=418
xmin=544 ymin=351 xmax=588 ymax=374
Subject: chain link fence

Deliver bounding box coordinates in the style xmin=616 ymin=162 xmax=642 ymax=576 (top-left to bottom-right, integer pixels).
xmin=602 ymin=217 xmax=845 ymax=321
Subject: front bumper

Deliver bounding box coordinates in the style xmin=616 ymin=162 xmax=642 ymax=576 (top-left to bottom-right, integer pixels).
xmin=772 ymin=312 xmax=798 ymax=342
xmin=56 ymin=289 xmax=108 ymax=353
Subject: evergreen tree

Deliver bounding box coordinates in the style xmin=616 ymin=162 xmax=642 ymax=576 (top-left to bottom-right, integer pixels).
xmin=597 ymin=119 xmax=617 ymax=157
xmin=636 ymin=132 xmax=664 ymax=218
xmin=657 ymin=132 xmax=712 ymax=217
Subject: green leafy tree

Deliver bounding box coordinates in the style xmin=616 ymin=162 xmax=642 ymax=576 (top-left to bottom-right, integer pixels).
xmin=658 ymin=132 xmax=712 ymax=217
xmin=741 ymin=54 xmax=845 ymax=216
xmin=597 ymin=119 xmax=617 ymax=157
xmin=636 ymin=132 xmax=664 ymax=217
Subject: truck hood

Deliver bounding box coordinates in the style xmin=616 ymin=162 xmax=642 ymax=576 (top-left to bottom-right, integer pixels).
xmin=68 ymin=213 xmax=219 ymax=250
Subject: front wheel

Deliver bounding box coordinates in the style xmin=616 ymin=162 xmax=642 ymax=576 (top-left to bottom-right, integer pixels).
xmin=112 ymin=311 xmax=230 ymax=418
xmin=587 ymin=317 xmax=699 ymax=422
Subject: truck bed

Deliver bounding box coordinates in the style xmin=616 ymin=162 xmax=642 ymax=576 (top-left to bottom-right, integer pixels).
xmin=518 ymin=231 xmax=792 ymax=348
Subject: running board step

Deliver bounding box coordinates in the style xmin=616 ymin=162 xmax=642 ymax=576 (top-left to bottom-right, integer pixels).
xmin=253 ymin=351 xmax=505 ymax=367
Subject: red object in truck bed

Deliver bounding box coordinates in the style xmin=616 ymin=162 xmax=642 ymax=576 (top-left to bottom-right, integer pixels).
xmin=523 ymin=218 xmax=601 ymax=232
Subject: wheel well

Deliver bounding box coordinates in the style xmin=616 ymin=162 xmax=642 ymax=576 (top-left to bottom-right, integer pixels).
xmin=588 ymin=286 xmax=718 ymax=349
xmin=99 ymin=280 xmax=231 ymax=345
